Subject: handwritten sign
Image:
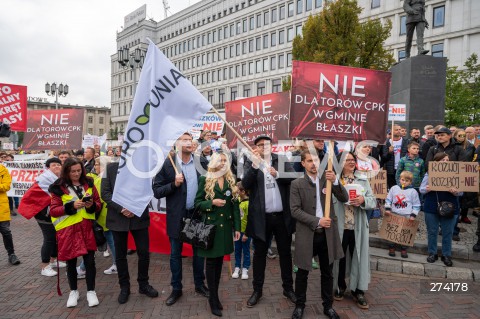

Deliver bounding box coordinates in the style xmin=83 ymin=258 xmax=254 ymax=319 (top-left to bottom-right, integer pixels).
xmin=368 ymin=169 xmax=388 ymax=199
xmin=379 ymin=213 xmax=419 ymax=247
xmin=388 ymin=104 xmax=406 ymax=121
xmin=428 ymin=161 xmax=479 ymax=192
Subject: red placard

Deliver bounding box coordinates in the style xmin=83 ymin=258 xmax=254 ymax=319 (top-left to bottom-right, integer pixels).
xmin=23 ymin=109 xmax=85 ymax=150
xmin=289 ymin=61 xmax=391 ymax=142
xmin=225 ymin=92 xmax=290 ymax=149
xmin=0 ymin=83 xmax=28 ymax=131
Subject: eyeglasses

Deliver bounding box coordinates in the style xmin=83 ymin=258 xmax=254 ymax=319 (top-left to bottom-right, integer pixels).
xmin=457 ymin=135 xmax=466 ymax=137
xmin=256 ymin=143 xmax=271 ymax=148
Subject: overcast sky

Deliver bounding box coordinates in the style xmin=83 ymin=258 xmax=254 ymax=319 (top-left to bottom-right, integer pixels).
xmin=0 ymin=0 xmax=201 ymax=108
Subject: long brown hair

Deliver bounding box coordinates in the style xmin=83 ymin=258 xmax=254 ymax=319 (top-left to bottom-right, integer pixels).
xmin=58 ymin=157 xmax=90 ymax=186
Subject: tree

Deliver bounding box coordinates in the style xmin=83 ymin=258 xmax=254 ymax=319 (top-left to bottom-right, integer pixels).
xmin=445 ymin=53 xmax=480 ymax=126
xmin=292 ymin=0 xmax=395 ymax=70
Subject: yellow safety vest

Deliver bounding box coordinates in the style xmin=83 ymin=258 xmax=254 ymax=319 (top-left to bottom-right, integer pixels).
xmin=51 ymin=187 xmax=94 ymax=231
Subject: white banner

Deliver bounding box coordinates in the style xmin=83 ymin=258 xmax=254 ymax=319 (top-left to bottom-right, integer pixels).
xmin=113 ymin=39 xmax=212 ymax=216
xmin=388 ymin=104 xmax=406 ymax=121
xmin=3 ymin=160 xmax=45 ymax=197
xmin=190 ymin=113 xmax=225 ymax=140
xmin=13 ymin=153 xmax=49 ymax=161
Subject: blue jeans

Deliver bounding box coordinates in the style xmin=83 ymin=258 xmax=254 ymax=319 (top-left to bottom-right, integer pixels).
xmin=234 ymin=233 xmax=251 ymax=269
xmin=105 ymin=230 xmax=116 ymax=263
xmin=424 ymin=213 xmax=456 ymax=257
xmin=170 ymin=237 xmax=205 ymax=291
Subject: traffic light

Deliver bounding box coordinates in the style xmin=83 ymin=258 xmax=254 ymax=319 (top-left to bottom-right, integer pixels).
xmin=0 ymin=122 xmax=11 ymax=138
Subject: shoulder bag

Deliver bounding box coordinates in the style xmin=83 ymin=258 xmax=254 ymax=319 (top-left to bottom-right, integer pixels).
xmin=179 ymin=208 xmax=216 ymax=250
xmin=436 ymin=192 xmax=455 ymax=219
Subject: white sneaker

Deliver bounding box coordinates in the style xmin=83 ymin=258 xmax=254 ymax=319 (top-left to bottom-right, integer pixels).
xmin=67 ymin=290 xmax=79 ymax=308
xmin=241 ymin=268 xmax=249 ymax=280
xmin=103 ymin=250 xmax=110 ymax=257
xmin=232 ymin=267 xmax=240 ymax=279
xmin=104 ymin=264 xmax=117 ymax=275
xmin=50 ymin=259 xmax=67 ymax=268
xmin=267 ymin=248 xmax=277 ymax=259
xmin=87 ymin=290 xmax=99 ymax=307
xmin=77 ymin=266 xmax=86 ymax=279
xmin=41 ymin=265 xmax=58 ymax=277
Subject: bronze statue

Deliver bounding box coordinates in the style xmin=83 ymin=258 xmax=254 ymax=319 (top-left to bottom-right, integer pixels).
xmin=403 ymin=0 xmax=429 ymax=58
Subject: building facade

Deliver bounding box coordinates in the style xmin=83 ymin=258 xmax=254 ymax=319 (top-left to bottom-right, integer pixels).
xmin=111 ymin=0 xmax=480 ymax=130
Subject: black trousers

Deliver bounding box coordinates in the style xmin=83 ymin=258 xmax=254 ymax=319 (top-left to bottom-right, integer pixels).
xmin=66 ymin=251 xmax=95 ymax=291
xmin=295 ymin=232 xmax=333 ymax=310
xmin=338 ymin=229 xmax=356 ymax=291
xmin=36 ymin=221 xmax=57 ymax=263
xmin=387 ymin=171 xmax=397 ymax=190
xmin=0 ymin=221 xmax=14 ymax=255
xmin=206 ymin=257 xmax=223 ymax=304
xmin=405 ymin=22 xmax=426 ymax=57
xmin=252 ymin=213 xmax=293 ymax=293
xmin=112 ymin=228 xmax=150 ymax=290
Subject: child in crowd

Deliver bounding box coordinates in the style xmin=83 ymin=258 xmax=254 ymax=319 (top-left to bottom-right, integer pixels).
xmin=395 ymin=142 xmax=425 ymax=190
xmin=385 ymin=171 xmax=420 ymax=258
xmin=232 ymin=182 xmax=251 ymax=280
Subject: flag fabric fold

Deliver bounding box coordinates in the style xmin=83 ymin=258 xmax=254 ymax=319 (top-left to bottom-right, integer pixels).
xmin=113 ymin=39 xmax=212 ymax=216
xmin=18 ymin=169 xmax=58 ymax=219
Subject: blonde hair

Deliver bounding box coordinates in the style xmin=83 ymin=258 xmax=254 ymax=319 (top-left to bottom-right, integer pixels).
xmin=204 ymin=153 xmax=239 ymax=201
xmin=400 ymin=171 xmax=413 ymax=182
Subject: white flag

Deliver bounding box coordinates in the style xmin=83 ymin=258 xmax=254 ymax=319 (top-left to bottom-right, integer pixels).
xmin=113 ymin=39 xmax=212 ymax=216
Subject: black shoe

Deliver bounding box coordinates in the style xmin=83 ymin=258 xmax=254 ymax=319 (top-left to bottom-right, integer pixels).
xmin=8 ymin=254 xmax=20 ymax=265
xmin=127 ymin=249 xmax=136 ymax=255
xmin=419 ymin=50 xmax=429 ymax=55
xmin=427 ymin=254 xmax=438 ymax=263
xmin=247 ymin=291 xmax=262 ymax=308
xmin=334 ymin=288 xmax=345 ymax=301
xmin=139 ymin=284 xmax=159 ymax=298
xmin=216 ymin=298 xmax=223 ymax=310
xmin=118 ymin=288 xmax=130 ymax=304
xmin=166 ymin=290 xmax=182 ymax=306
xmin=473 ymin=242 xmax=480 ymax=252
xmin=10 ymin=210 xmax=17 ymax=216
xmin=195 ymin=285 xmax=210 ymax=298
xmin=283 ymin=290 xmax=297 ymax=304
xmin=209 ymin=298 xmax=222 ymax=317
xmin=323 ymin=307 xmax=340 ymax=319
xmin=452 ymin=234 xmax=460 ymax=242
xmin=441 ymin=256 xmax=453 ymax=267
xmin=292 ymin=306 xmax=304 ymax=319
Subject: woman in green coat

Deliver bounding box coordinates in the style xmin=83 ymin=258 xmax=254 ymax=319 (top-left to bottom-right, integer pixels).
xmin=195 ymin=152 xmax=241 ymax=317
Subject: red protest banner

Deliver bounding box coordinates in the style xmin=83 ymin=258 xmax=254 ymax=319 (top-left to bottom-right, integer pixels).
xmin=23 ymin=109 xmax=85 ymax=150
xmin=289 ymin=61 xmax=391 ymax=142
xmin=225 ymin=92 xmax=290 ymax=149
xmin=0 ymin=83 xmax=28 ymax=131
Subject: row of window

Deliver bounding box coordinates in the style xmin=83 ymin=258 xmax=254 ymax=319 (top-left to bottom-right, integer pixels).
xmin=398 ymin=42 xmax=444 ymax=62
xmin=188 ymin=53 xmax=293 ymax=87
xmin=87 ymin=128 xmax=105 ymax=135
xmin=206 ymin=79 xmax=283 ymax=105
xmin=87 ymin=116 xmax=105 ymax=124
xmin=112 ymin=102 xmax=132 ymax=117
xmin=399 ymin=6 xmax=445 ymax=35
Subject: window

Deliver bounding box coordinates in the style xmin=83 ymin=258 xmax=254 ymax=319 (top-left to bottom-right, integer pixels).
xmin=230 ymin=24 xmax=235 ymax=37
xmin=213 ymin=30 xmax=216 ymax=43
xmin=207 ymin=52 xmax=211 ymax=63
xmin=88 ymin=128 xmax=93 ymax=134
xmin=217 ymin=69 xmax=221 ymax=81
xmin=272 ymin=8 xmax=277 ymax=23
xmin=207 ymin=32 xmax=212 ymax=44
xmin=243 ymin=19 xmax=248 ymax=32
xmin=256 ymin=14 xmax=262 ymax=28
xmin=256 ymin=60 xmax=261 ymax=73
xmin=279 ymin=30 xmax=285 ymax=44
xmin=99 ymin=129 xmax=104 ymax=135
xmin=88 ymin=116 xmax=93 ymax=124
xmin=249 ymin=39 xmax=254 ymax=52
xmin=250 ymin=16 xmax=255 ymax=30
xmin=256 ymin=37 xmax=261 ymax=51
xmin=270 ymin=56 xmax=276 ymax=70
xmin=249 ymin=62 xmax=254 ymax=74
xmin=371 ymin=0 xmax=380 ymax=9
xmin=223 ymin=68 xmax=227 ymax=80
xmin=400 ymin=16 xmax=406 ymax=35
xmin=271 ymin=32 xmax=277 ymax=46
xmin=208 ymin=91 xmax=214 ymax=104
xmin=218 ymin=49 xmax=222 ymax=61
xmin=219 ymin=89 xmax=225 ymax=105
xmin=242 ymin=63 xmax=246 ymax=76
xmin=224 ymin=47 xmax=228 ymax=59
xmin=257 ymin=82 xmax=266 ymax=96
xmin=206 ymin=72 xmax=210 ymax=83
xmin=296 ymin=24 xmax=302 ymax=36
xmin=287 ymin=27 xmax=294 ymax=42
xmin=212 ymin=51 xmax=216 ymax=63
xmin=287 ymin=53 xmax=293 ymax=66
xmin=231 ymin=86 xmax=238 ymax=100
xmin=224 ymin=26 xmax=228 ymax=39
xmin=315 ymin=0 xmax=322 ymax=8
xmin=213 ymin=71 xmax=217 ymax=82
xmin=433 ymin=6 xmax=445 ymax=27
xmin=263 ymin=34 xmax=269 ymax=48
xmin=242 ymin=41 xmax=247 ymax=54
xmin=280 ymin=5 xmax=286 ymax=20
xmin=219 ymin=28 xmax=223 ymax=41
xmin=279 ymin=54 xmax=285 ymax=68
xmin=229 ymin=66 xmax=233 ymax=79
xmin=272 ymin=79 xmax=282 ymax=93
xmin=263 ymin=58 xmax=269 ymax=72
xmin=235 ymin=65 xmax=240 ymax=77
xmin=287 ymin=3 xmax=295 ymax=18
xmin=243 ymin=84 xmax=251 ymax=97
xmin=264 ymin=11 xmax=269 ymax=25
xmin=236 ymin=43 xmax=240 ymax=56
xmin=297 ymin=0 xmax=303 ymax=14
xmin=306 ymin=0 xmax=312 ymax=11
xmin=431 ymin=43 xmax=444 ymax=57
xmin=398 ymin=50 xmax=406 ymax=62
xmin=236 ymin=21 xmax=241 ymax=35
xmin=99 ymin=117 xmax=104 ymax=124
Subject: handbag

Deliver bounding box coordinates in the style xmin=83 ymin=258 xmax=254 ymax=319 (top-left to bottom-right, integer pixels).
xmin=92 ymin=220 xmax=107 ymax=250
xmin=436 ymin=193 xmax=455 ymax=219
xmin=179 ymin=208 xmax=216 ymax=250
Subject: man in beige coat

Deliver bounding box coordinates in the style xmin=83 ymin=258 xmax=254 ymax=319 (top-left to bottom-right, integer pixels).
xmin=290 ymin=151 xmax=348 ymax=319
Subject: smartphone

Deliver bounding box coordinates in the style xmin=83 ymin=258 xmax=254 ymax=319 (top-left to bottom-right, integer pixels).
xmin=82 ymin=195 xmax=92 ymax=202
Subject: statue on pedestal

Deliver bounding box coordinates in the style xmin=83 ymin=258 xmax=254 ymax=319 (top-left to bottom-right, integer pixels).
xmin=403 ymin=0 xmax=430 ymax=58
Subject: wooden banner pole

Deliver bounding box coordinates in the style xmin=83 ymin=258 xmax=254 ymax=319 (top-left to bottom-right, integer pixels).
xmin=324 ymin=140 xmax=334 ymax=219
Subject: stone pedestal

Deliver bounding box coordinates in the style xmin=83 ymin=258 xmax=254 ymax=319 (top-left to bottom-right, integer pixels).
xmin=389 ymin=56 xmax=447 ymax=132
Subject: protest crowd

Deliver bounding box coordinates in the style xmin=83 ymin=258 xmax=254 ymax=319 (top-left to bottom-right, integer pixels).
xmin=0 ymin=122 xmax=479 ymax=319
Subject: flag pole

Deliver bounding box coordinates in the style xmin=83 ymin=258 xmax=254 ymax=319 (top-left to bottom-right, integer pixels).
xmin=323 ymin=140 xmax=334 ymax=219
xmin=168 ymin=152 xmax=180 ymax=175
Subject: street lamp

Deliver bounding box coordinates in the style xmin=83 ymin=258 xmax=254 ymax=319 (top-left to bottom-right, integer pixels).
xmin=117 ymin=47 xmax=145 ymax=69
xmin=45 ymin=82 xmax=69 ymax=109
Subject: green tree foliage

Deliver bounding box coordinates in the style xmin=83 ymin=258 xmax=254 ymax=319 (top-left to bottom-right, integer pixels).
xmin=292 ymin=0 xmax=395 ymax=70
xmin=445 ymin=53 xmax=480 ymax=126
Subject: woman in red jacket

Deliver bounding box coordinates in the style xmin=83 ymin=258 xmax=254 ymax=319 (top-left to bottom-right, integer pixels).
xmin=49 ymin=157 xmax=101 ymax=308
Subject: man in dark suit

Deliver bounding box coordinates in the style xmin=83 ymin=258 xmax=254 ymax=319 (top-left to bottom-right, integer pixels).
xmin=403 ymin=0 xmax=429 ymax=57
xmin=102 ymin=162 xmax=158 ymax=304
xmin=242 ymin=135 xmax=296 ymax=307
xmin=381 ymin=124 xmax=408 ymax=189
xmin=290 ymin=151 xmax=348 ymax=319
xmin=152 ymin=132 xmax=209 ymax=306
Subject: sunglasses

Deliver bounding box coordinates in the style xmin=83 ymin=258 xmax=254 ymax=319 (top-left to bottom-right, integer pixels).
xmin=457 ymin=135 xmax=466 ymax=137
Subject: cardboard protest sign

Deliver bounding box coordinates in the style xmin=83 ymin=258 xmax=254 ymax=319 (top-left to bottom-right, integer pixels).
xmin=3 ymin=160 xmax=44 ymax=197
xmin=368 ymin=169 xmax=388 ymax=199
xmin=289 ymin=61 xmax=391 ymax=142
xmin=0 ymin=83 xmax=28 ymax=131
xmin=379 ymin=213 xmax=420 ymax=247
xmin=225 ymin=92 xmax=290 ymax=148
xmin=23 ymin=109 xmax=84 ymax=150
xmin=190 ymin=113 xmax=225 ymax=140
xmin=428 ymin=161 xmax=479 ymax=192
xmin=388 ymin=104 xmax=406 ymax=121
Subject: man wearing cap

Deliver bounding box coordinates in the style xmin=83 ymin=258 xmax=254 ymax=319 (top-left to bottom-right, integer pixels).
xmin=242 ymin=135 xmax=297 ymax=307
xmin=425 ymin=127 xmax=467 ymax=169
